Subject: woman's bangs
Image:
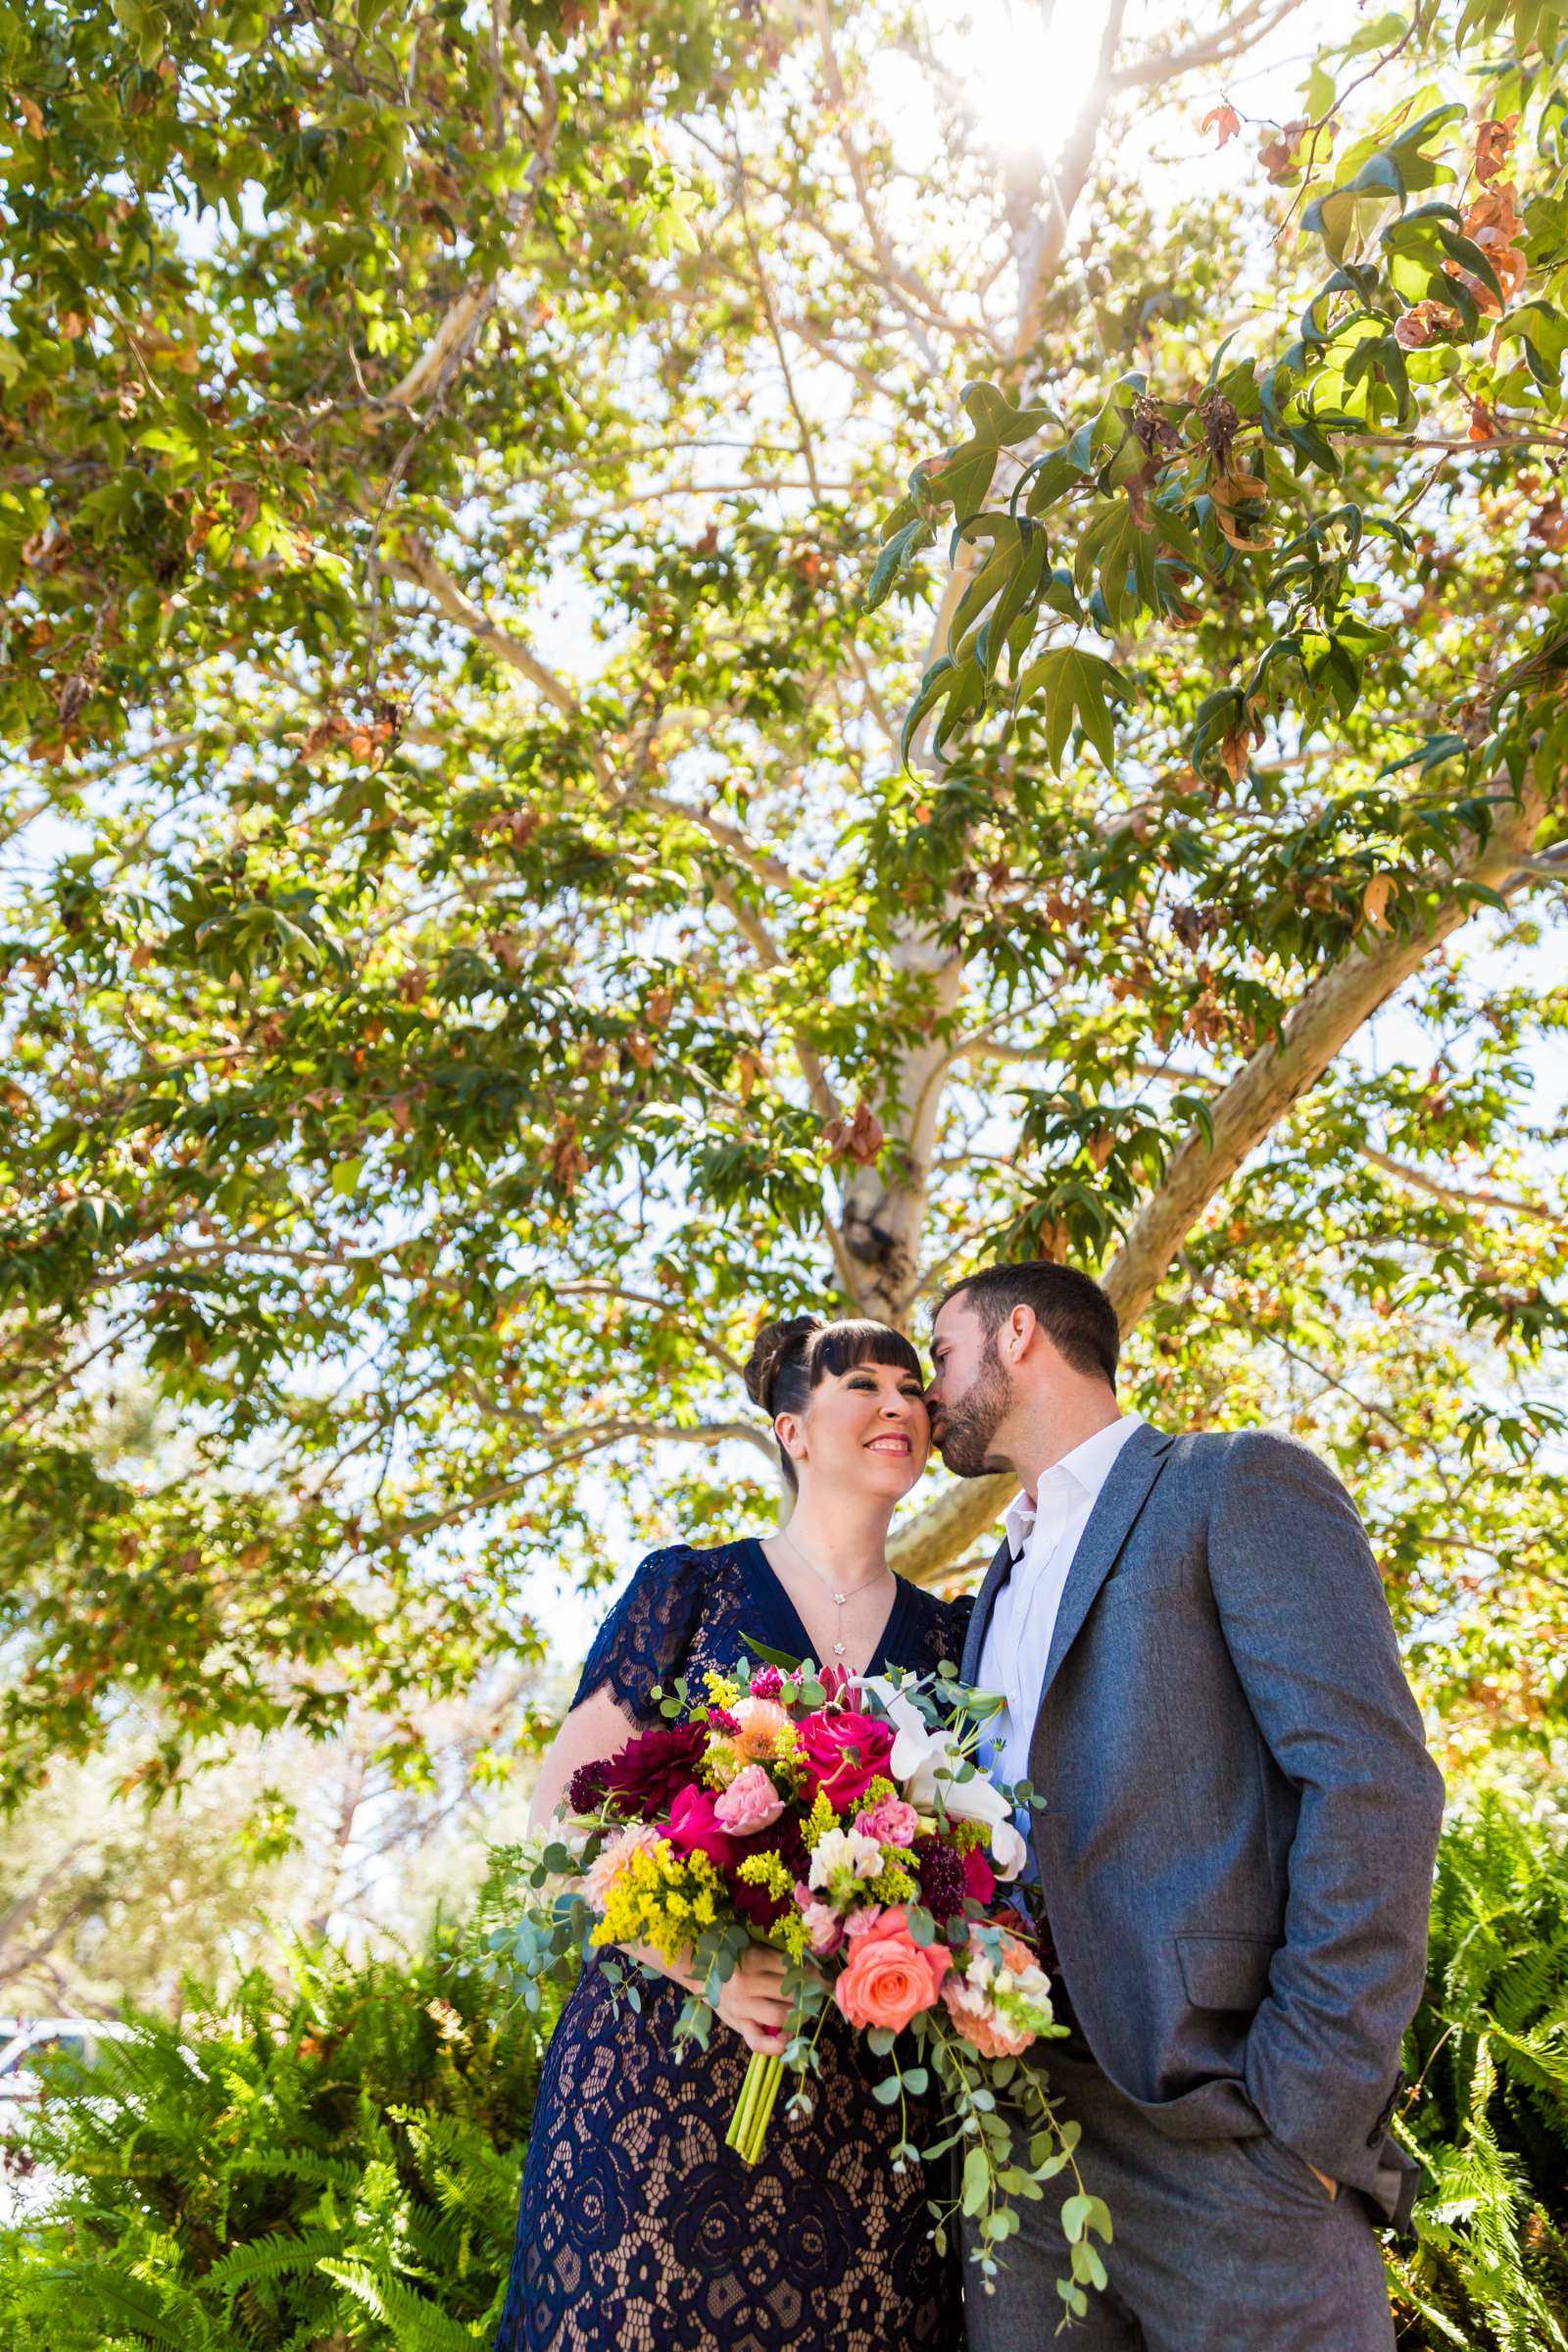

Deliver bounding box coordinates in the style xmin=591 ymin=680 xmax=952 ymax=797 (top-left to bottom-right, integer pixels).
xmin=814 ymin=1321 xmax=924 ymax=1388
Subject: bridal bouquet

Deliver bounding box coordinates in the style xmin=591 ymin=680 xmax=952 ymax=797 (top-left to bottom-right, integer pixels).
xmin=480 ymin=1654 xmax=1112 ymax=2304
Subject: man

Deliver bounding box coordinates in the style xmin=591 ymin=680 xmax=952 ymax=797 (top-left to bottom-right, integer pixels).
xmin=926 ymin=1260 xmax=1445 ymax=2351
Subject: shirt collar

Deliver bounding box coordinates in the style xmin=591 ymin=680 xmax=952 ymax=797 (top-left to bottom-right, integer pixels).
xmin=1004 ymin=1412 xmax=1146 ymax=1562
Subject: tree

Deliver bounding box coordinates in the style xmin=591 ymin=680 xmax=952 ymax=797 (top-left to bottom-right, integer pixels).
xmin=2 ymin=0 xmax=1564 ymax=1801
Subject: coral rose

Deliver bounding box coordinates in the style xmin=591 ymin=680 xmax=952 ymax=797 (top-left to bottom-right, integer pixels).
xmin=833 ymin=1907 xmax=952 ymax=2033
xmin=797 ymin=1711 xmax=895 ymax=1810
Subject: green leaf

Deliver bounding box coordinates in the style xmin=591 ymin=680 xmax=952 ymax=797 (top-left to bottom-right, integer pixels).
xmin=866 ymin=517 xmax=932 ymax=612
xmin=1015 ymin=647 xmax=1128 ymax=771
xmin=961 ymin=2145 xmax=991 ymax=2217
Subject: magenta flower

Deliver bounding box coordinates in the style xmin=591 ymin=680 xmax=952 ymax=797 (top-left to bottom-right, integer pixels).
xmin=662 ymin=1785 xmax=743 ymax=1868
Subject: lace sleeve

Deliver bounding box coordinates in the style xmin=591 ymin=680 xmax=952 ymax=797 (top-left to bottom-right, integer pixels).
xmin=570 ymin=1544 xmax=704 ymax=1723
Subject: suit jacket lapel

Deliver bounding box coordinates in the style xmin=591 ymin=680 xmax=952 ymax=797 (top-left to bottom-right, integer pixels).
xmin=1035 ymin=1421 xmax=1174 ymax=1711
xmin=961 ymin=1531 xmax=1015 ymax=1686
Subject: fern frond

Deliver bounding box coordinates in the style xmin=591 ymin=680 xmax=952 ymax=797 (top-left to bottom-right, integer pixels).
xmin=318 ymin=2259 xmax=487 ymax=2348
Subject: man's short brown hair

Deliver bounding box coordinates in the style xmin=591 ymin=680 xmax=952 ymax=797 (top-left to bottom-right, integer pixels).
xmin=933 ymin=1261 xmax=1119 ymax=1390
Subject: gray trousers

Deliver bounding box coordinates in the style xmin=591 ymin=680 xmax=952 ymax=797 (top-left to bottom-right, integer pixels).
xmin=962 ymin=2043 xmax=1396 ymax=2352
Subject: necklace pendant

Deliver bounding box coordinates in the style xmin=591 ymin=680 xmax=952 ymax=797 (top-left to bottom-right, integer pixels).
xmin=833 ymin=1641 xmax=847 ymax=1655
xmin=832 ymin=1591 xmax=847 ymax=1606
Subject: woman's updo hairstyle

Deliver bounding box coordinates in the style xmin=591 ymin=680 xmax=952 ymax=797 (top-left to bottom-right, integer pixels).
xmin=743 ymin=1312 xmax=925 ymax=1493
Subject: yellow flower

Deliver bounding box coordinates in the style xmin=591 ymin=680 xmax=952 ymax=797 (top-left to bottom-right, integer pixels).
xmin=778 ymin=1914 xmax=810 ymax=1964
xmin=701 ymin=1736 xmax=742 ymax=1789
xmin=737 ymin=1851 xmax=795 ymax=1899
xmin=590 ymin=1843 xmax=726 ymax=1967
xmin=869 ymin=1860 xmax=917 ymax=1905
xmin=803 ymin=1789 xmax=839 ymax=1850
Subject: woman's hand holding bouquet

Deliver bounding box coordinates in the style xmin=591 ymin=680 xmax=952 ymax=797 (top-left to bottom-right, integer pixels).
xmin=480 ymin=1653 xmax=1112 ymax=2317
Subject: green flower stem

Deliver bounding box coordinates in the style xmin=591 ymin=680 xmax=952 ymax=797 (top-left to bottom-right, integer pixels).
xmin=725 ymin=2051 xmax=784 ymax=2164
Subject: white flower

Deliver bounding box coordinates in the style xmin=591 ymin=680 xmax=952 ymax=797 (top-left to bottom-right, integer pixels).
xmin=808 ymin=1827 xmax=884 ymax=1891
xmin=939 ymin=1772 xmax=1029 ymax=1881
xmin=858 ymin=1677 xmax=1027 ymax=1880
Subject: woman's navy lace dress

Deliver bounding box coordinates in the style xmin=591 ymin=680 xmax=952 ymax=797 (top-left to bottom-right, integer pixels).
xmin=495 ymin=1537 xmax=972 ymax=2352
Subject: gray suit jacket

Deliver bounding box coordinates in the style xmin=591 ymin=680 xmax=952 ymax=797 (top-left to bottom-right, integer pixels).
xmin=959 ymin=1421 xmax=1445 ymax=2229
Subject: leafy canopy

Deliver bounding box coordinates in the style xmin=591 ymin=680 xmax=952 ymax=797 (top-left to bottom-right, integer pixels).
xmin=0 ymin=0 xmax=1564 ymax=1804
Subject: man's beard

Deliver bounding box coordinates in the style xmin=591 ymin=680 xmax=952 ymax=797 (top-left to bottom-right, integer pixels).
xmin=933 ymin=1336 xmax=1012 ymax=1478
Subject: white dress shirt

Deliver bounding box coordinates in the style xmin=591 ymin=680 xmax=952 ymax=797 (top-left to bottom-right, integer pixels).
xmin=978 ymin=1413 xmax=1147 ymax=1797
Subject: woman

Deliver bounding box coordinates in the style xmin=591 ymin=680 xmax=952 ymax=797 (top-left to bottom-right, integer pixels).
xmin=494 ymin=1312 xmax=972 ymax=2352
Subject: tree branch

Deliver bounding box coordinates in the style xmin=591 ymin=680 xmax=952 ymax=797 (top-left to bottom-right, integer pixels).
xmin=387 ymin=530 xmax=602 ymax=747
xmin=378 ymin=40 xmax=559 ymax=410
xmin=813 ymin=0 xmax=944 ymax=374
xmin=709 ymin=876 xmax=843 ymax=1123
xmin=635 ymin=789 xmax=802 ymax=891
xmin=387 ymin=539 xmax=806 ymax=891
xmin=372 ymin=1416 xmax=776 ymax=1544
xmin=1013 ymin=0 xmax=1131 ymax=355
xmin=1358 ymin=1146 xmax=1568 ymax=1235
xmin=891 ymin=776 xmax=1548 ymax=1581
xmin=1110 ymin=0 xmax=1306 ymax=90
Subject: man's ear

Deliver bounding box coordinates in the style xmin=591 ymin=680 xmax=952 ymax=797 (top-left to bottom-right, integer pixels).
xmin=1006 ymin=1303 xmax=1038 ymax=1359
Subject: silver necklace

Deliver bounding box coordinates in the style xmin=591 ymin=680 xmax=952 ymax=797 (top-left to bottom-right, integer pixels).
xmin=778 ymin=1526 xmax=891 ymax=1659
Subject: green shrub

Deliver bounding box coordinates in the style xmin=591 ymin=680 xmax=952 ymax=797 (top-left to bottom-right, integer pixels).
xmin=1390 ymin=1796 xmax=1568 ymax=2350
xmin=4 ymin=1807 xmax=1565 ymax=2350
xmin=0 ymin=1935 xmax=548 ymax=2349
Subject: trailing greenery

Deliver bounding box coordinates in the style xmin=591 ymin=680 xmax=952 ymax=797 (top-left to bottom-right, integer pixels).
xmin=0 ymin=1934 xmax=550 ymax=2349
xmin=1390 ymin=1795 xmax=1568 ymax=2351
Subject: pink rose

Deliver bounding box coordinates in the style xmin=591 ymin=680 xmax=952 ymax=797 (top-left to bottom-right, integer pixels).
xmin=793 ymin=1884 xmax=846 ymax=1957
xmin=713 ymin=1763 xmax=786 ymax=1836
xmin=797 ymin=1711 xmax=895 ymax=1811
xmin=843 ymin=1903 xmax=887 ymax=1940
xmin=662 ymin=1785 xmax=742 ymax=1868
xmin=856 ymin=1795 xmax=920 ymax=1848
